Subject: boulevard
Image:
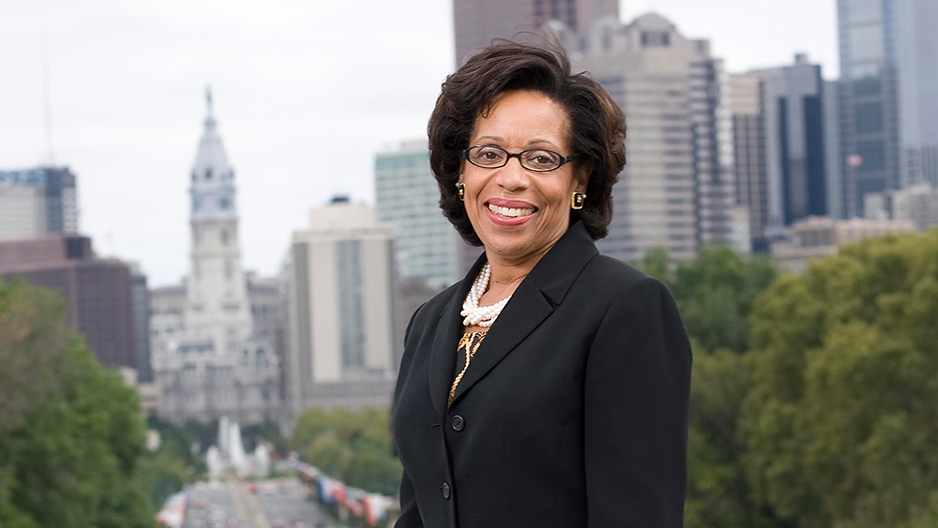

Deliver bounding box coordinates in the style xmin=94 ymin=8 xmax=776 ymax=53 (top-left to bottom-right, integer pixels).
xmin=183 ymin=479 xmax=332 ymax=528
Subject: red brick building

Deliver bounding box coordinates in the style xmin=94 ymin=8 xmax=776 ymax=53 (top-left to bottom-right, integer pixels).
xmin=0 ymin=235 xmax=138 ymax=371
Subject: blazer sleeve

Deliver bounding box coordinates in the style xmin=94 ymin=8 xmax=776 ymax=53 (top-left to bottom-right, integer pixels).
xmin=395 ymin=467 xmax=423 ymax=528
xmin=584 ymin=276 xmax=692 ymax=528
xmin=392 ymin=304 xmax=426 ymax=528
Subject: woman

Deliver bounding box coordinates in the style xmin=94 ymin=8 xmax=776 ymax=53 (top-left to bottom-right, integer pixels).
xmin=392 ymin=40 xmax=692 ymax=528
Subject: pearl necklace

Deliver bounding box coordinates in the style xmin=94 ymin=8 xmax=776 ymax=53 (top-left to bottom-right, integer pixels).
xmin=461 ymin=263 xmax=511 ymax=328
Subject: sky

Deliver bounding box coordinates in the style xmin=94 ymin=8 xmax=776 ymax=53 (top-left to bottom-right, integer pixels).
xmin=0 ymin=0 xmax=838 ymax=287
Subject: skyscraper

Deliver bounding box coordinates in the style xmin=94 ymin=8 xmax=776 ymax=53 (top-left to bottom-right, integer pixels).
xmin=837 ymin=0 xmax=938 ymax=216
xmin=729 ymin=73 xmax=769 ymax=252
xmin=374 ymin=140 xmax=463 ymax=288
xmin=0 ymin=167 xmax=77 ymax=241
xmin=574 ymin=13 xmax=736 ymax=262
xmin=286 ymin=197 xmax=398 ymax=412
xmin=750 ymin=54 xmax=830 ymax=231
xmin=453 ymin=0 xmax=619 ymax=65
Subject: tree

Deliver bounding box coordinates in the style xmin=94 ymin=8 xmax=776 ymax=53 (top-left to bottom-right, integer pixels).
xmin=0 ymin=278 xmax=154 ymax=528
xmin=741 ymin=230 xmax=938 ymax=528
xmin=291 ymin=407 xmax=402 ymax=495
xmin=638 ymin=246 xmax=778 ymax=354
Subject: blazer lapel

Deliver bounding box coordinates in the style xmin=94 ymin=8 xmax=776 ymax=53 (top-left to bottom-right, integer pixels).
xmin=448 ymin=221 xmax=599 ymax=408
xmin=427 ymin=255 xmax=485 ymax=418
xmin=428 ymin=293 xmax=464 ymax=417
xmin=448 ymin=279 xmax=553 ymax=407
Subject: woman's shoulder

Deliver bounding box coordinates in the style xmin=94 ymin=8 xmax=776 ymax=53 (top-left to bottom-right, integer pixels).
xmin=581 ymin=253 xmax=657 ymax=291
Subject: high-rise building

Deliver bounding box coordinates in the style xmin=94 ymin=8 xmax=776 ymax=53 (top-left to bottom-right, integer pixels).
xmin=453 ymin=0 xmax=619 ymax=65
xmin=151 ymin=90 xmax=280 ymax=426
xmin=286 ymin=197 xmax=397 ymax=412
xmin=729 ymin=73 xmax=769 ymax=251
xmin=0 ymin=235 xmax=139 ymax=372
xmin=129 ymin=263 xmax=154 ymax=383
xmin=749 ymin=54 xmax=830 ymax=231
xmin=0 ymin=167 xmax=78 ymax=241
xmin=837 ymin=0 xmax=938 ymax=217
xmin=374 ymin=140 xmax=465 ymax=288
xmin=573 ymin=13 xmax=736 ymax=262
xmin=824 ymin=80 xmax=844 ymax=220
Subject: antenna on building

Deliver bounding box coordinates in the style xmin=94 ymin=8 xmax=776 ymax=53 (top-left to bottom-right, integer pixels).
xmin=42 ymin=33 xmax=56 ymax=166
xmin=206 ymin=85 xmax=213 ymax=118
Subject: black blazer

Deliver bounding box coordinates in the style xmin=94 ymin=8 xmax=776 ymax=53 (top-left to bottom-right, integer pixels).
xmin=391 ymin=222 xmax=692 ymax=528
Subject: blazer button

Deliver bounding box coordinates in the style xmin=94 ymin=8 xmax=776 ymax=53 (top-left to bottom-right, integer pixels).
xmin=441 ymin=482 xmax=451 ymax=500
xmin=451 ymin=415 xmax=465 ymax=432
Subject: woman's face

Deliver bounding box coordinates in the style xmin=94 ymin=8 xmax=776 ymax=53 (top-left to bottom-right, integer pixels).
xmin=460 ymin=90 xmax=586 ymax=267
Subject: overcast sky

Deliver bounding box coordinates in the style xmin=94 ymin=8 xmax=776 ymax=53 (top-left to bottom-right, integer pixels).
xmin=0 ymin=0 xmax=837 ymax=287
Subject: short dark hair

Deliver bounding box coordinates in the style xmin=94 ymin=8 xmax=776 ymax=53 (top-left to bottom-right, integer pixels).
xmin=427 ymin=39 xmax=626 ymax=245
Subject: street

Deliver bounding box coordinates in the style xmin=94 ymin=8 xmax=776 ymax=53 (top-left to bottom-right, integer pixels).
xmin=184 ymin=479 xmax=333 ymax=528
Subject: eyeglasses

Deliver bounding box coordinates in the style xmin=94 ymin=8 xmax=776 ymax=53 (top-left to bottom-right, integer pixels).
xmin=462 ymin=145 xmax=579 ymax=172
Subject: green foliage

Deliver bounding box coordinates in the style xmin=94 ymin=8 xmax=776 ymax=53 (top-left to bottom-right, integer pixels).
xmin=291 ymin=407 xmax=402 ymax=496
xmin=741 ymin=230 xmax=938 ymax=528
xmin=633 ymin=248 xmax=782 ymax=527
xmin=242 ymin=421 xmax=287 ymax=455
xmin=0 ymin=278 xmax=155 ymax=528
xmin=638 ymin=246 xmax=778 ymax=354
xmin=137 ymin=416 xmax=206 ymax=507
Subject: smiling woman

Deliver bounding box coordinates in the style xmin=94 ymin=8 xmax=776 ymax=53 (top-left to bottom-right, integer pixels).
xmin=391 ymin=40 xmax=693 ymax=528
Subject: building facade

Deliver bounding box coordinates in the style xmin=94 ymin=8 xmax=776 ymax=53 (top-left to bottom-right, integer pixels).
xmin=286 ymin=197 xmax=397 ymax=414
xmin=729 ymin=73 xmax=769 ymax=251
xmin=0 ymin=235 xmax=141 ymax=372
xmin=453 ymin=0 xmax=619 ymax=65
xmin=770 ymin=215 xmax=915 ymax=272
xmin=151 ymin=90 xmax=280 ymax=426
xmin=0 ymin=167 xmax=78 ymax=241
xmin=129 ymin=263 xmax=154 ymax=383
xmin=573 ymin=13 xmax=736 ymax=262
xmin=837 ymin=0 xmax=938 ymax=217
xmin=750 ymin=54 xmax=830 ymax=232
xmin=374 ymin=140 xmax=467 ymax=288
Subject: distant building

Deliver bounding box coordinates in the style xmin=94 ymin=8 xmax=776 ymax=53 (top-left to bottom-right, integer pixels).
xmin=246 ymin=272 xmax=289 ymax=402
xmin=573 ymin=13 xmax=736 ymax=262
xmin=823 ymin=80 xmax=843 ymax=220
xmin=286 ymin=197 xmax=397 ymax=413
xmin=836 ymin=0 xmax=938 ymax=217
xmin=374 ymin=140 xmax=471 ymax=288
xmin=128 ymin=263 xmax=154 ymax=383
xmin=865 ymin=183 xmax=938 ymax=232
xmin=453 ymin=0 xmax=619 ymax=65
xmin=0 ymin=167 xmax=78 ymax=241
xmin=729 ymin=73 xmax=769 ymax=251
xmin=151 ymin=90 xmax=280 ymax=427
xmin=770 ymin=216 xmax=915 ymax=272
xmin=750 ymin=54 xmax=829 ymax=230
xmin=0 ymin=234 xmax=139 ymax=372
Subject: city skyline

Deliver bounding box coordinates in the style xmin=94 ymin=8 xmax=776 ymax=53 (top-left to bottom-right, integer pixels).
xmin=0 ymin=0 xmax=838 ymax=286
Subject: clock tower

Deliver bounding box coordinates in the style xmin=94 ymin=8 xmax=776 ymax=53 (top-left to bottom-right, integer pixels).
xmin=185 ymin=87 xmax=253 ymax=355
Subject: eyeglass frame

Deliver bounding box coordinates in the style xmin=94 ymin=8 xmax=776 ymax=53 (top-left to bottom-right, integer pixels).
xmin=462 ymin=145 xmax=580 ymax=173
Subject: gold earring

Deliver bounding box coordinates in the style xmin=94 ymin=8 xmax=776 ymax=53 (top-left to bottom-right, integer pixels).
xmin=571 ymin=192 xmax=586 ymax=210
xmin=456 ymin=183 xmax=465 ymax=201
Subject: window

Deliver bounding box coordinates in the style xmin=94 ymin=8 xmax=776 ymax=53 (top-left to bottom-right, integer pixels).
xmin=221 ymin=230 xmax=229 ymax=246
xmin=854 ymin=102 xmax=883 ymax=134
xmin=205 ymin=168 xmax=213 ymax=179
xmin=219 ymin=197 xmax=230 ymax=209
